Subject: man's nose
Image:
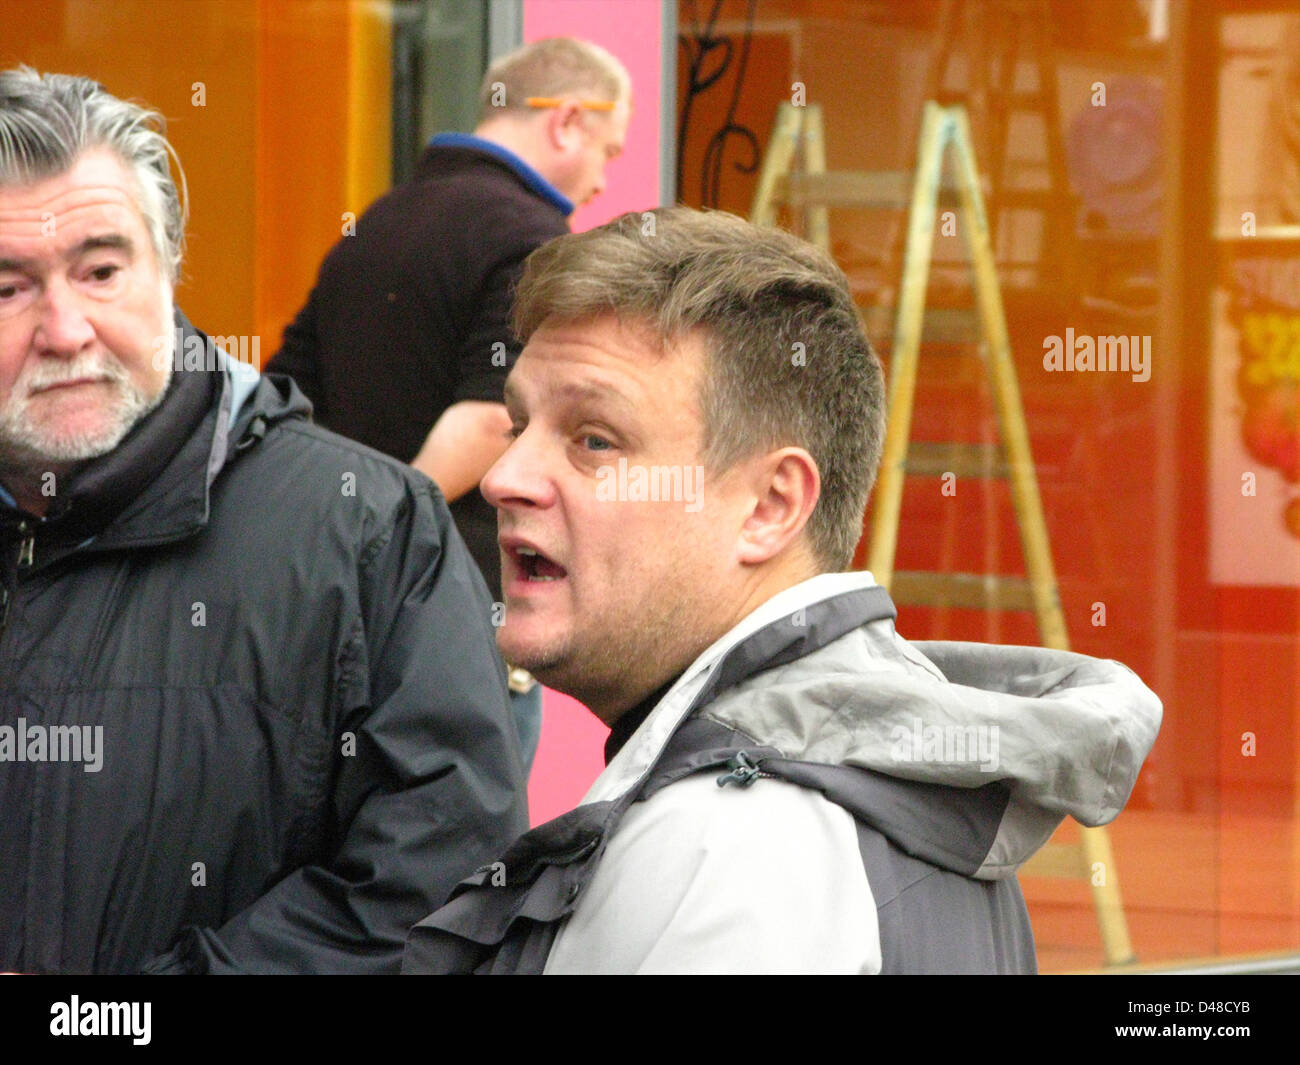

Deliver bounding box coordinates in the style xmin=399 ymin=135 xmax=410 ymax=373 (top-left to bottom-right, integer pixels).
xmin=481 ymin=428 xmax=556 ymax=511
xmin=35 ymin=278 xmax=96 ymax=356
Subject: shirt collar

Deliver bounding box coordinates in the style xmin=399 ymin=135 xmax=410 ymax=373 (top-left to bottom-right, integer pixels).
xmin=429 ymin=132 xmax=574 ymax=215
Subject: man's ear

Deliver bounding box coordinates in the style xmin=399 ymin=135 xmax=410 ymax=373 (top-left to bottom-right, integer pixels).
xmin=735 ymin=447 xmax=821 ymax=566
xmin=546 ymin=102 xmax=586 ymax=152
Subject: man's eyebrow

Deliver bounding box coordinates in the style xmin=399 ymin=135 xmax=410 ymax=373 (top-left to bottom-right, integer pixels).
xmin=74 ymin=234 xmax=135 ymax=258
xmin=553 ymin=379 xmax=634 ymax=411
xmin=0 ymin=234 xmax=135 ymax=274
xmin=504 ymin=378 xmax=635 ymax=413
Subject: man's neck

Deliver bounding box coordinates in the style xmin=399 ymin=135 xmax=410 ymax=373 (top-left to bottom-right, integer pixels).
xmin=0 ymin=465 xmax=71 ymax=518
xmin=470 ymin=120 xmax=548 ymax=179
xmin=603 ymin=674 xmax=679 ymax=764
xmin=588 ymin=554 xmax=824 ymax=727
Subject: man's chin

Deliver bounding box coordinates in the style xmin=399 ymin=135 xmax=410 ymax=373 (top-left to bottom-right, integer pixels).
xmin=4 ymin=378 xmax=168 ymax=467
xmin=498 ymin=639 xmax=561 ymax=678
xmin=18 ymin=422 xmax=134 ymax=464
xmin=497 ymin=629 xmax=571 ymax=683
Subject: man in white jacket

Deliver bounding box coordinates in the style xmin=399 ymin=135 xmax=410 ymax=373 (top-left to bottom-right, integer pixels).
xmin=403 ymin=206 xmax=1163 ymax=975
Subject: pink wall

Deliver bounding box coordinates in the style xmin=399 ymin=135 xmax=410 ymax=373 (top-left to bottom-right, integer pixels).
xmin=522 ymin=0 xmax=665 ymax=824
xmin=529 ymin=689 xmax=610 ymax=825
xmin=524 ymin=0 xmax=663 ymax=233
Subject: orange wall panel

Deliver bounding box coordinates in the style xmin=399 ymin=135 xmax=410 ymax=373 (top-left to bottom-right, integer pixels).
xmin=1 ymin=0 xmax=391 ymax=367
xmin=1 ymin=0 xmax=261 ymax=341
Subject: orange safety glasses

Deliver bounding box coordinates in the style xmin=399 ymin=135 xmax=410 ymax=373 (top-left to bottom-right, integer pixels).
xmin=525 ymin=96 xmax=617 ymax=112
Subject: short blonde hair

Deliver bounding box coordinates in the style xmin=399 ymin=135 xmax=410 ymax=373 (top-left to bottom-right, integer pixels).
xmin=478 ymin=37 xmax=630 ymax=122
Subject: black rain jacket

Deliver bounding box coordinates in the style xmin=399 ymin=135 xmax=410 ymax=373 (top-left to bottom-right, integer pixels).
xmin=0 ymin=314 xmax=528 ymax=973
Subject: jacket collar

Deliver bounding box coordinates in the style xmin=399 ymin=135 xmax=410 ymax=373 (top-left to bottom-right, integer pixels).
xmin=424 ymin=133 xmax=575 ymax=215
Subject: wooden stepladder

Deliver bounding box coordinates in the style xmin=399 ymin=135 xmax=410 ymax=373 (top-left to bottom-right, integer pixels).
xmin=868 ymin=102 xmax=1134 ymax=967
xmin=752 ymin=99 xmax=1136 ymax=966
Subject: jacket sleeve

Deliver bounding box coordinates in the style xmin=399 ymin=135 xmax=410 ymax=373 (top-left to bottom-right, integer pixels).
xmin=142 ymin=481 xmax=529 ymax=974
xmin=542 ymin=774 xmax=883 ymax=975
xmin=264 ymin=287 xmax=327 ymax=416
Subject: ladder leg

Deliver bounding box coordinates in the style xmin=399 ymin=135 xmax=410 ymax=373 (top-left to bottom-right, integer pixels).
xmin=750 ymin=102 xmax=802 ymax=228
xmin=948 ymin=106 xmax=1069 ymax=650
xmin=1080 ymin=825 xmax=1137 ymax=965
xmin=867 ymin=103 xmax=953 ymax=584
xmin=802 ymin=105 xmax=830 ymax=254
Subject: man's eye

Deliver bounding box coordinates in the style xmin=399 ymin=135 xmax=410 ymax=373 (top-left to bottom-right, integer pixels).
xmin=582 ymin=434 xmax=613 ymax=451
xmin=0 ymin=280 xmax=36 ymax=316
xmin=87 ymin=265 xmax=120 ymax=283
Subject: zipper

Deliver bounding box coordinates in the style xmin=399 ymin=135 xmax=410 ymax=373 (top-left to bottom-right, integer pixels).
xmin=0 ymin=521 xmax=35 ymax=646
xmin=716 ymin=751 xmax=772 ymax=789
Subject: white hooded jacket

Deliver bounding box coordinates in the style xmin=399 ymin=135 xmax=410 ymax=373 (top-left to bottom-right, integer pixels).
xmin=404 ymin=571 xmax=1163 ymax=975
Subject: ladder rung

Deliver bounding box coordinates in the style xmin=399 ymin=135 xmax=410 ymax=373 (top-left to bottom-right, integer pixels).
xmin=779 ymin=170 xmax=963 ymax=211
xmin=1020 ymin=842 xmax=1083 ymax=879
xmin=998 ymin=90 xmax=1053 ymax=106
xmin=889 ymin=572 xmax=1037 ymax=611
xmin=863 ymin=306 xmax=982 ymax=346
xmin=921 ymin=307 xmax=982 ymax=344
xmin=905 ymin=441 xmax=1008 ymax=478
xmin=993 ymin=187 xmax=1066 ymax=208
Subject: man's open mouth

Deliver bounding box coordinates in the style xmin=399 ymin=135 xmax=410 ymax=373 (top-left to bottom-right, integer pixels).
xmin=510 ymin=544 xmax=568 ymax=583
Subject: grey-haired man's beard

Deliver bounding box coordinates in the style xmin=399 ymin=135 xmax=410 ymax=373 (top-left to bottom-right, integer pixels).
xmin=0 ymin=353 xmax=171 ymax=474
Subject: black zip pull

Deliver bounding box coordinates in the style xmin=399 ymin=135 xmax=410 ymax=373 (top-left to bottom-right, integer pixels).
xmin=716 ymin=751 xmax=765 ymax=789
xmin=234 ymin=414 xmax=268 ymax=453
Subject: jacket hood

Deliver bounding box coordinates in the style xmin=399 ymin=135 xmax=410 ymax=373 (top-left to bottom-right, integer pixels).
xmin=584 ymin=572 xmax=1162 ymax=881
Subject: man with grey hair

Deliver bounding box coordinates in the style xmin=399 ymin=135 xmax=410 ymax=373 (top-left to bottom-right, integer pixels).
xmin=403 ymin=206 xmax=1162 ymax=974
xmin=267 ymin=38 xmax=633 ymax=769
xmin=0 ymin=67 xmax=527 ymax=974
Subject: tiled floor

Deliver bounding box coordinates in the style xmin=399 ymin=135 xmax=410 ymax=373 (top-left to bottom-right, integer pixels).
xmin=1024 ymin=810 xmax=1300 ymax=972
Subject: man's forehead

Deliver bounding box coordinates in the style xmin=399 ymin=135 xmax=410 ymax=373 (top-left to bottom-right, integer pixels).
xmin=0 ymin=152 xmax=151 ymax=268
xmin=504 ymin=319 xmax=705 ymax=412
xmin=514 ymin=317 xmax=674 ymax=372
xmin=0 ymin=149 xmax=142 ymax=226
